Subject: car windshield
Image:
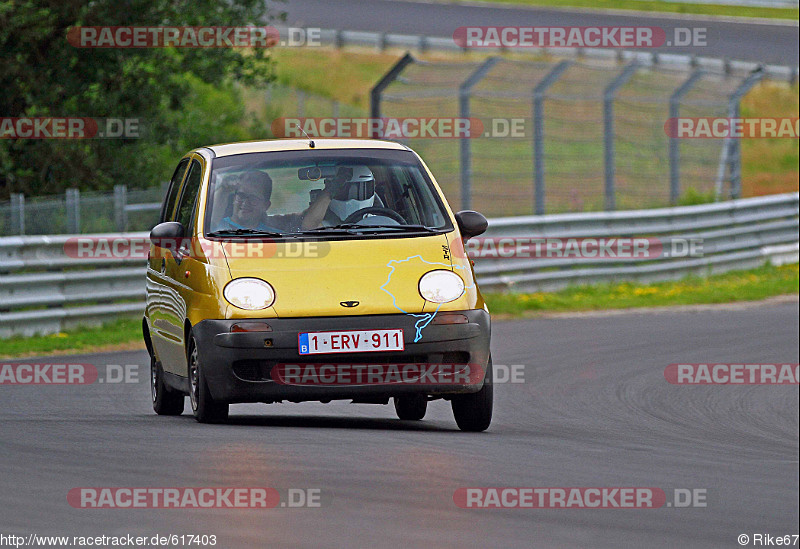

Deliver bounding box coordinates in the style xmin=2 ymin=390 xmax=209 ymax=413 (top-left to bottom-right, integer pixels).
xmin=204 ymin=148 xmax=453 ymax=238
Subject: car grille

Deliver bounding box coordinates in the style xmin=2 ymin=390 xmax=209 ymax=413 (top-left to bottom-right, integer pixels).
xmin=231 ymin=351 xmax=470 ymax=382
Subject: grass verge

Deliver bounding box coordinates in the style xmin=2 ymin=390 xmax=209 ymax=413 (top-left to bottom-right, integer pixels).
xmin=741 ymin=81 xmax=800 ymax=197
xmin=1 ymin=264 xmax=797 ymax=358
xmin=484 ymin=263 xmax=799 ymax=316
xmin=439 ymin=0 xmax=798 ymax=20
xmin=0 ymin=318 xmax=144 ymax=360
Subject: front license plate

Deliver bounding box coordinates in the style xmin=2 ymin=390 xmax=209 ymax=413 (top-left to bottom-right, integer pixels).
xmin=298 ymin=329 xmax=404 ymax=355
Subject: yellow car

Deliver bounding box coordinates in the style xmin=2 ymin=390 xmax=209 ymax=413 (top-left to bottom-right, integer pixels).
xmin=143 ymin=139 xmax=492 ymax=431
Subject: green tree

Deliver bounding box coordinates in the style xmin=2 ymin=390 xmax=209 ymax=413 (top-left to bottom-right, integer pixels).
xmin=0 ymin=0 xmax=281 ymax=199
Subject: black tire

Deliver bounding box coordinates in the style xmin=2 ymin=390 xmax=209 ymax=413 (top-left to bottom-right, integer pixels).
xmin=394 ymin=394 xmax=428 ymax=420
xmin=150 ymin=355 xmax=184 ymax=416
xmin=188 ymin=335 xmax=228 ymax=424
xmin=451 ymin=358 xmax=493 ymax=432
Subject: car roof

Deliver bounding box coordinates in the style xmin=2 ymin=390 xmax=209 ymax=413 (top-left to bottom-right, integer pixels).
xmin=200 ymin=139 xmax=410 ymax=158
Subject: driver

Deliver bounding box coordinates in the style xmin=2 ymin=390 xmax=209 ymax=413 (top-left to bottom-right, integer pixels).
xmin=326 ymin=165 xmax=379 ymax=225
xmin=308 ymin=165 xmax=382 ymax=226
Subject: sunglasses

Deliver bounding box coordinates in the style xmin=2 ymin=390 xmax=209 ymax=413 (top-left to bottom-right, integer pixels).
xmin=234 ymin=191 xmax=265 ymax=204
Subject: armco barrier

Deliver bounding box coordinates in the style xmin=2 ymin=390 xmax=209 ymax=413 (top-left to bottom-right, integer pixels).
xmin=0 ymin=193 xmax=797 ymax=338
xmin=277 ymin=27 xmax=798 ymax=82
xmin=476 ymin=192 xmax=799 ymax=291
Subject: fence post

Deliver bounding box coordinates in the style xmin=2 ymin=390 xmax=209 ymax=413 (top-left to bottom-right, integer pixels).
xmin=668 ymin=69 xmax=705 ymax=205
xmin=725 ymin=68 xmax=764 ymax=200
xmin=532 ymin=60 xmax=572 ymax=215
xmin=114 ymin=185 xmax=128 ymax=232
xmin=66 ymin=188 xmax=80 ymax=233
xmin=458 ymin=57 xmax=500 ymax=211
xmin=714 ymin=134 xmax=732 ymax=201
xmin=10 ymin=193 xmax=25 ymax=235
xmin=369 ymin=52 xmax=415 ymax=138
xmin=603 ymin=62 xmax=639 ymax=211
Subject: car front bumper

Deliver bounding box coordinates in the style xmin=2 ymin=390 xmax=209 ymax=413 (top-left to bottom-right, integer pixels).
xmin=191 ymin=309 xmax=491 ymax=403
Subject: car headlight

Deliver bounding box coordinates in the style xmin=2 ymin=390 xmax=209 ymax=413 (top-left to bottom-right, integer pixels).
xmin=223 ymin=278 xmax=276 ymax=310
xmin=418 ymin=270 xmax=465 ymax=303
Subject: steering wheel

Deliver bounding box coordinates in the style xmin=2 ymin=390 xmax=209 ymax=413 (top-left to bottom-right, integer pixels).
xmin=343 ymin=207 xmax=406 ymax=225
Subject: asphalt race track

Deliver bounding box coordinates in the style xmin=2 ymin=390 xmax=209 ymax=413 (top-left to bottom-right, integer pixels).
xmin=1 ymin=300 xmax=797 ymax=548
xmin=277 ymin=0 xmax=800 ymax=65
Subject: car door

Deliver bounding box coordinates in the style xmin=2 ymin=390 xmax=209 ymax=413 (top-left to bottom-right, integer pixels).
xmin=159 ymin=156 xmax=205 ymax=375
xmin=147 ymin=158 xmax=189 ymax=369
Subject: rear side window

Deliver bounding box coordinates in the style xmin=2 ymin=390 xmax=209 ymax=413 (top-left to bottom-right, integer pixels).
xmin=175 ymin=159 xmax=203 ymax=230
xmin=161 ymin=159 xmax=189 ymax=223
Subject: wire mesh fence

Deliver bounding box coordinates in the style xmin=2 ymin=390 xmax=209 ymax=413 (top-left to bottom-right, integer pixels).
xmin=1 ymin=46 xmax=796 ymax=234
xmin=265 ymin=84 xmax=366 ymax=122
xmin=0 ymin=185 xmax=168 ymax=236
xmin=374 ymin=53 xmax=794 ymax=216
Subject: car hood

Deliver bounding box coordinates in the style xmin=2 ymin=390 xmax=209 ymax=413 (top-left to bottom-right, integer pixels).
xmin=222 ymin=234 xmax=455 ymax=318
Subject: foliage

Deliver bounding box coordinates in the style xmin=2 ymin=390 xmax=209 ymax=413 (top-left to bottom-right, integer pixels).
xmin=677 ymin=187 xmax=716 ymax=206
xmin=0 ymin=0 xmax=281 ymax=198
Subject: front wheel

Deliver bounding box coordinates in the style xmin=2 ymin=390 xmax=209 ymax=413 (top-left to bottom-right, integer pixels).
xmin=150 ymin=355 xmax=184 ymax=416
xmin=394 ymin=395 xmax=427 ymax=420
xmin=188 ymin=335 xmax=228 ymax=424
xmin=451 ymin=358 xmax=493 ymax=432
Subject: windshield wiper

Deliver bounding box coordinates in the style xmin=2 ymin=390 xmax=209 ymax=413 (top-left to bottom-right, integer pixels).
xmin=296 ymin=224 xmax=364 ymax=234
xmin=206 ymin=228 xmax=287 ymax=238
xmin=300 ymin=224 xmax=439 ymax=234
xmin=350 ymin=224 xmax=440 ymax=233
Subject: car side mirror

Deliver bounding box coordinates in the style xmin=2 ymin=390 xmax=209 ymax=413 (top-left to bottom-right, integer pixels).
xmin=455 ymin=210 xmax=488 ymax=240
xmin=150 ymin=221 xmax=185 ymax=246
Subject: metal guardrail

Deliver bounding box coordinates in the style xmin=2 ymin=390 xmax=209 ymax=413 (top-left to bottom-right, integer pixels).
xmin=0 ymin=193 xmax=797 ymax=338
xmin=477 ymin=192 xmax=799 ymax=291
xmin=278 ymin=27 xmax=799 ymax=83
